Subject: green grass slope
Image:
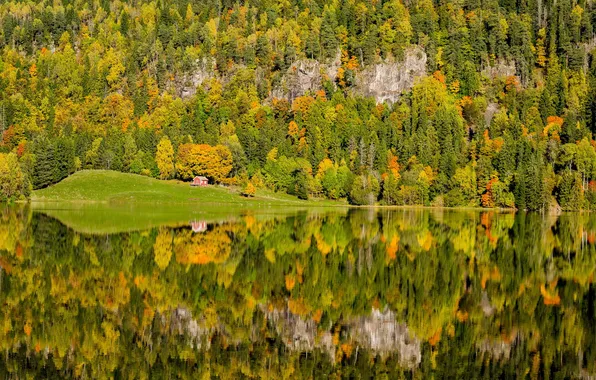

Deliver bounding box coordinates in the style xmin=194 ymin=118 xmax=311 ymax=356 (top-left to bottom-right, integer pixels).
xmin=31 ymin=170 xmax=341 ymax=206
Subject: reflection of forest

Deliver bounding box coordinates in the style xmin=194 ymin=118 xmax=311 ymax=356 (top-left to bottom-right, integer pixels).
xmin=1 ymin=205 xmax=596 ymax=377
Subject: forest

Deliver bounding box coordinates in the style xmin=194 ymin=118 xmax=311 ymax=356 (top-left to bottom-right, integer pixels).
xmin=1 ymin=0 xmax=596 ymax=209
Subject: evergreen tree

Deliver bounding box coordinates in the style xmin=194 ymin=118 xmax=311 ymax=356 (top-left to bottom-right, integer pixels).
xmin=32 ymin=139 xmax=55 ymax=189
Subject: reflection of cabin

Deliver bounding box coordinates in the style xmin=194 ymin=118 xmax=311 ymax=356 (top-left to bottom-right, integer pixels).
xmin=191 ymin=220 xmax=207 ymax=233
xmin=191 ymin=176 xmax=209 ymax=186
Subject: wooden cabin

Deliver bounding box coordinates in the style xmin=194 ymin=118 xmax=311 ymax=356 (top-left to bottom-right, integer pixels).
xmin=191 ymin=176 xmax=209 ymax=186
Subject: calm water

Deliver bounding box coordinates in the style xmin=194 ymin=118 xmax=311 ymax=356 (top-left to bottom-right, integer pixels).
xmin=1 ymin=205 xmax=596 ymax=378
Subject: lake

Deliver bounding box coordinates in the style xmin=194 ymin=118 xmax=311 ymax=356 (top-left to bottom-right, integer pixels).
xmin=1 ymin=204 xmax=595 ymax=378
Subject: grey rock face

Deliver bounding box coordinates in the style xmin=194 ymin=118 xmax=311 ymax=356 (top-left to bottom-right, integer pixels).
xmin=271 ymin=47 xmax=426 ymax=104
xmin=271 ymin=59 xmax=323 ymax=102
xmin=484 ymin=102 xmax=499 ymax=127
xmin=271 ymin=50 xmax=342 ymax=103
xmin=481 ymin=60 xmax=517 ymax=80
xmin=175 ymin=48 xmax=427 ymax=105
xmin=354 ymin=47 xmax=427 ymax=104
xmin=176 ymin=58 xmax=216 ymax=99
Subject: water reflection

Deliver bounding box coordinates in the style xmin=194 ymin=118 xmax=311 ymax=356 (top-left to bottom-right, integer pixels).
xmin=1 ymin=205 xmax=596 ymax=377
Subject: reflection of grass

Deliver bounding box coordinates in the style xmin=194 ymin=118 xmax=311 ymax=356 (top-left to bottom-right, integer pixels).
xmin=33 ymin=202 xmax=346 ymax=234
xmin=32 ymin=170 xmax=341 ymax=206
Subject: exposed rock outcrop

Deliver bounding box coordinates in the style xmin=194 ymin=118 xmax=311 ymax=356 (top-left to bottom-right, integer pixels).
xmin=176 ymin=48 xmax=427 ymax=104
xmin=271 ymin=50 xmax=342 ymax=103
xmin=271 ymin=60 xmax=323 ymax=102
xmin=484 ymin=102 xmax=499 ymax=127
xmin=481 ymin=60 xmax=517 ymax=80
xmin=354 ymin=47 xmax=427 ymax=104
xmin=176 ymin=58 xmax=216 ymax=99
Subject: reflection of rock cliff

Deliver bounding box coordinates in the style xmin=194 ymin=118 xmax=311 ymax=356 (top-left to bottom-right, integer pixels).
xmin=170 ymin=307 xmax=214 ymax=349
xmin=476 ymin=339 xmax=513 ymax=361
xmin=263 ymin=306 xmax=421 ymax=367
xmin=476 ymin=330 xmax=519 ymax=361
xmin=264 ymin=307 xmax=336 ymax=359
xmin=348 ymin=309 xmax=421 ymax=368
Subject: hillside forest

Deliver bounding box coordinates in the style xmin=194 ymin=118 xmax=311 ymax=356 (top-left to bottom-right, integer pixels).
xmin=2 ymin=0 xmax=596 ymax=209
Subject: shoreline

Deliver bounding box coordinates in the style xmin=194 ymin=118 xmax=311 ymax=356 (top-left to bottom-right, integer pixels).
xmin=23 ymin=170 xmax=580 ymax=213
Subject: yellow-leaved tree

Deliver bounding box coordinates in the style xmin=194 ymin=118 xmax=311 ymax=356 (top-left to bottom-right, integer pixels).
xmin=156 ymin=136 xmax=175 ymax=179
xmin=0 ymin=153 xmax=27 ymax=201
xmin=242 ymin=181 xmax=256 ymax=197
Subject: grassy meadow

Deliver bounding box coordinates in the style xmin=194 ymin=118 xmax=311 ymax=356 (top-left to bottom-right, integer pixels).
xmin=32 ymin=170 xmax=342 ymax=205
xmin=30 ymin=171 xmax=346 ymax=233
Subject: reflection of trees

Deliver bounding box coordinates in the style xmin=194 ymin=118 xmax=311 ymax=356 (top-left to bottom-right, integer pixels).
xmin=2 ymin=207 xmax=596 ymax=376
xmin=174 ymin=227 xmax=232 ymax=265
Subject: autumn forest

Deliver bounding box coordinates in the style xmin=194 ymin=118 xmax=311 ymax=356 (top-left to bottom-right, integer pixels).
xmin=2 ymin=0 xmax=596 ymax=207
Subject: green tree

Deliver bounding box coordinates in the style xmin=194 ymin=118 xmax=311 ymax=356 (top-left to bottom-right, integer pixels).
xmin=350 ymin=174 xmax=380 ymax=205
xmin=557 ymin=169 xmax=584 ymax=210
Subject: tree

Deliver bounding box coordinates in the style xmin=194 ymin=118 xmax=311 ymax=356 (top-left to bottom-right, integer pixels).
xmin=350 ymin=174 xmax=380 ymax=205
xmin=380 ymin=0 xmax=413 ymax=58
xmin=175 ymin=143 xmax=233 ymax=183
xmin=156 ymin=136 xmax=175 ymax=179
xmin=320 ymin=7 xmax=339 ymax=60
xmin=452 ymin=164 xmax=477 ymax=206
xmin=242 ymin=181 xmax=256 ymax=197
xmin=32 ymin=139 xmax=56 ymax=189
xmin=291 ymin=169 xmax=309 ymax=200
xmin=557 ymin=169 xmax=584 ymax=210
xmin=85 ymin=138 xmax=104 ymax=169
xmin=383 ymin=173 xmax=401 ymax=205
xmin=123 ymin=135 xmax=138 ymax=173
xmin=0 ymin=153 xmax=27 ymax=201
xmin=575 ymin=138 xmax=596 ymax=190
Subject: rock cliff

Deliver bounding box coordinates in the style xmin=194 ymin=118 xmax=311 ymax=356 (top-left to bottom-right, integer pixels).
xmin=354 ymin=47 xmax=427 ymax=104
xmin=179 ymin=47 xmax=428 ymax=105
